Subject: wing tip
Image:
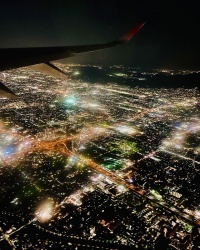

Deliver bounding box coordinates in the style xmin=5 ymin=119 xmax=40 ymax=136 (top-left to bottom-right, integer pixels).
xmin=119 ymin=22 xmax=146 ymax=43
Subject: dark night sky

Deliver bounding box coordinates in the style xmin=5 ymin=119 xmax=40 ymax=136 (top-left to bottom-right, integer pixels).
xmin=0 ymin=0 xmax=199 ymax=69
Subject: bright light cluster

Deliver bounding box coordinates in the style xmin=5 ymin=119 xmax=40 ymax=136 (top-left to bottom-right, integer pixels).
xmin=35 ymin=198 xmax=55 ymax=223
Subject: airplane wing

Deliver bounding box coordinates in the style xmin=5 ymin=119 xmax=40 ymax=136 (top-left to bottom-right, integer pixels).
xmin=0 ymin=22 xmax=145 ymax=98
xmin=0 ymin=81 xmax=17 ymax=99
xmin=27 ymin=62 xmax=69 ymax=79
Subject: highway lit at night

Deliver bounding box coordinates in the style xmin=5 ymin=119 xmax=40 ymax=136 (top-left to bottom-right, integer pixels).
xmin=0 ymin=64 xmax=199 ymax=249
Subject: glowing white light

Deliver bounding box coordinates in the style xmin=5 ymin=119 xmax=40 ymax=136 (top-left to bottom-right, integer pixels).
xmin=5 ymin=136 xmax=13 ymax=142
xmin=174 ymin=144 xmax=183 ymax=149
xmin=73 ymin=71 xmax=80 ymax=75
xmin=78 ymin=145 xmax=86 ymax=150
xmin=115 ymin=125 xmax=136 ymax=135
xmin=90 ymin=174 xmax=103 ymax=182
xmin=35 ymin=198 xmax=54 ymax=223
xmin=163 ymin=141 xmax=171 ymax=146
xmin=64 ymin=96 xmax=76 ymax=105
xmin=195 ymin=210 xmax=200 ymax=219
xmin=88 ymin=103 xmax=99 ymax=108
xmin=117 ymin=185 xmax=126 ymax=193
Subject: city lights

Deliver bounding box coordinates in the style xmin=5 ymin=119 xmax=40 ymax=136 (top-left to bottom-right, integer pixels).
xmin=0 ymin=64 xmax=199 ymax=249
xmin=35 ymin=198 xmax=55 ymax=223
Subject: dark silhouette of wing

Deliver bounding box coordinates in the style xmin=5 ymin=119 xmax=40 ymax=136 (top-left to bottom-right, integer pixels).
xmin=0 ymin=81 xmax=17 ymax=99
xmin=0 ymin=22 xmax=145 ymax=98
xmin=0 ymin=22 xmax=145 ymax=72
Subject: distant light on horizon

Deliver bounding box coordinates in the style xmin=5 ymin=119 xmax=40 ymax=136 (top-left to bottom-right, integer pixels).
xmin=73 ymin=71 xmax=80 ymax=76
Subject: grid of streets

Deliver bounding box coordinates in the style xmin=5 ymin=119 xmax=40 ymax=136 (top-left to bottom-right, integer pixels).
xmin=0 ymin=64 xmax=199 ymax=249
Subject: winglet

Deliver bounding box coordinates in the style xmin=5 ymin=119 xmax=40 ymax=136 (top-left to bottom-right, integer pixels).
xmin=119 ymin=22 xmax=146 ymax=44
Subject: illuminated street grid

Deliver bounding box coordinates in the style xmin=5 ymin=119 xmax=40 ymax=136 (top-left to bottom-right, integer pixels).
xmin=0 ymin=64 xmax=199 ymax=249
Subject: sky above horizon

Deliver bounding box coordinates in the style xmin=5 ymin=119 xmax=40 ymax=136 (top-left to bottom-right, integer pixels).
xmin=0 ymin=0 xmax=199 ymax=69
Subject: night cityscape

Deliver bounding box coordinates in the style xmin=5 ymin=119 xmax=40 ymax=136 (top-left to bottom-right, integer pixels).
xmin=0 ymin=64 xmax=199 ymax=249
xmin=0 ymin=1 xmax=200 ymax=249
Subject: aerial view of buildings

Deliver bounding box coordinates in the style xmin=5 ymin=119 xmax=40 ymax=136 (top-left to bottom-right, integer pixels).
xmin=0 ymin=64 xmax=199 ymax=249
